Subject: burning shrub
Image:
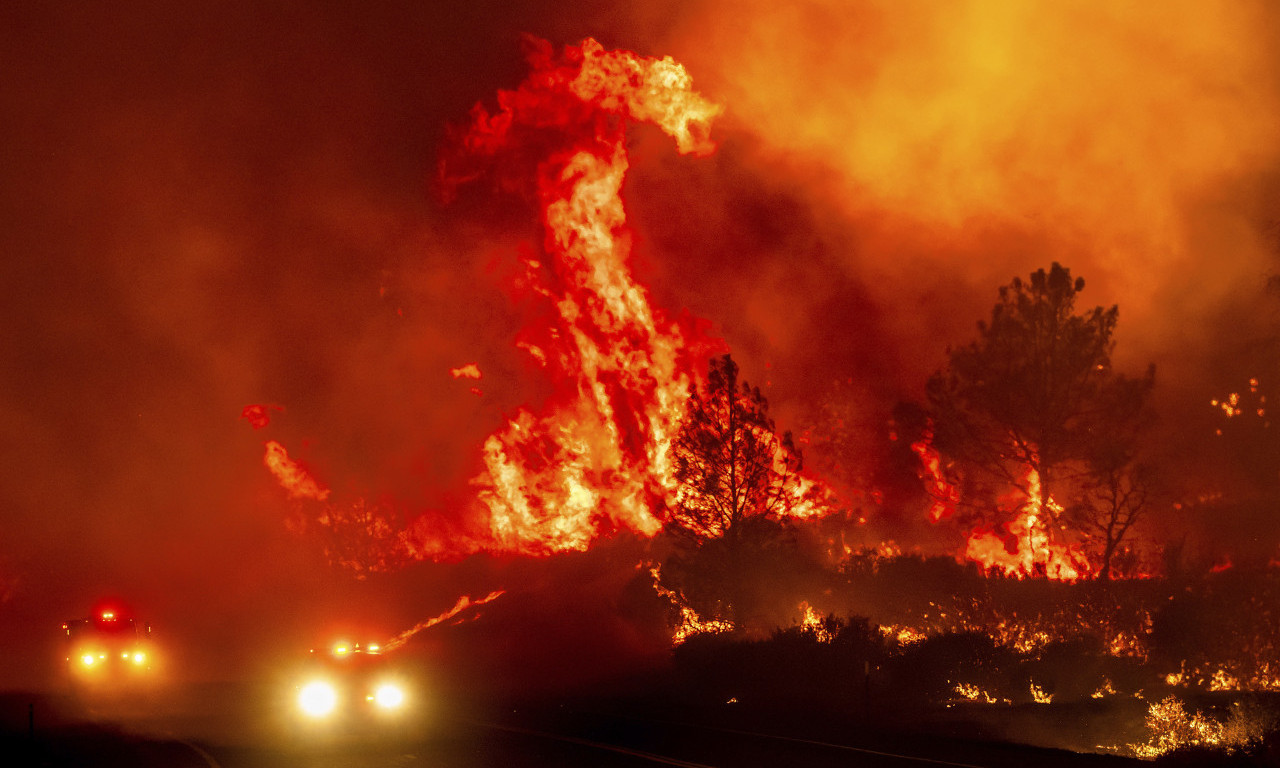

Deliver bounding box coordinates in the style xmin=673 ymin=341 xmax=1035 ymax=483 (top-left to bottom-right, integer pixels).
xmin=840 ymin=553 xmax=1158 ymax=663
xmin=1127 ymin=695 xmax=1277 ymax=761
xmin=1150 ymin=570 xmax=1280 ymax=692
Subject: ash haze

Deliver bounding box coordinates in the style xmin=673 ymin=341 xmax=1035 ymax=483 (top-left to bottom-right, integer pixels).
xmin=1 ymin=0 xmax=1278 ymax=692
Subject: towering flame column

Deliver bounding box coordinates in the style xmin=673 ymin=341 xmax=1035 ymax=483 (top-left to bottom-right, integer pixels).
xmin=451 ymin=39 xmax=722 ymax=555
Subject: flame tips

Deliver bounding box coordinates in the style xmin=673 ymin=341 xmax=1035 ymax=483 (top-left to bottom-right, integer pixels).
xmin=240 ymin=403 xmax=282 ymax=430
xmin=263 ymin=440 xmax=330 ymax=502
xmin=450 ymin=363 xmax=482 ymax=380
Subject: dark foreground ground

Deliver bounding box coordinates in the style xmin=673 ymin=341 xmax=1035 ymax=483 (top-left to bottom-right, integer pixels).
xmin=0 ymin=681 xmax=1150 ymax=768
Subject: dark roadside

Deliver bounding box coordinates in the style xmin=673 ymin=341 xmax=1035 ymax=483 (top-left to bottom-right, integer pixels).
xmin=0 ymin=691 xmax=217 ymax=768
xmin=479 ymin=689 xmax=1151 ymax=768
xmin=0 ymin=683 xmax=1164 ymax=768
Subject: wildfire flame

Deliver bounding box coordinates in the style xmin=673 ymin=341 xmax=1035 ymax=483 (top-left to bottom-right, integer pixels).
xmin=1125 ymin=696 xmax=1266 ymax=759
xmin=451 ymin=363 xmax=484 ymax=396
xmin=449 ymin=38 xmax=724 ymax=555
xmin=245 ymin=39 xmax=727 ymax=565
xmin=964 ymin=468 xmax=1087 ymax=581
xmin=798 ymin=601 xmax=834 ymax=643
xmin=240 ymin=403 xmax=281 ymax=431
xmin=450 ymin=363 xmax=481 ymax=380
xmin=910 ymin=425 xmax=958 ymax=523
xmin=952 ymin=682 xmax=1007 ymax=705
xmin=381 ymin=590 xmax=505 ymax=652
xmin=1029 ymin=682 xmax=1054 ymax=704
xmin=262 ymin=440 xmax=330 ymax=502
xmin=648 ymin=564 xmax=733 ymax=644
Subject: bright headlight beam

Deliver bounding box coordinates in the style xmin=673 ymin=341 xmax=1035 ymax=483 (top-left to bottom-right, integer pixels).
xmin=373 ymin=683 xmax=405 ymax=709
xmin=298 ymin=681 xmax=338 ymax=717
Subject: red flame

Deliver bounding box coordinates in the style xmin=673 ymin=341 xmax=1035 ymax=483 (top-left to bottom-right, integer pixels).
xmin=910 ymin=425 xmax=958 ymax=523
xmin=263 ymin=440 xmax=330 ymax=502
xmin=382 ymin=590 xmax=505 ymax=652
xmin=911 ymin=430 xmax=1089 ymax=581
xmin=240 ymin=403 xmax=281 ymax=430
xmin=443 ymin=38 xmax=724 ymax=555
xmin=963 ymin=468 xmax=1087 ymax=581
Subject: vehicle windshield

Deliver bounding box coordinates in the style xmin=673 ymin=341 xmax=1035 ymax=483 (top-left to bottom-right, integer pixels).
xmin=65 ymin=617 xmax=141 ymax=641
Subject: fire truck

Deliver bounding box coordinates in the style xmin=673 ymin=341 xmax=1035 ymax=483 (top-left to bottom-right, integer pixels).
xmin=61 ymin=608 xmax=154 ymax=689
xmin=288 ymin=640 xmax=417 ymax=742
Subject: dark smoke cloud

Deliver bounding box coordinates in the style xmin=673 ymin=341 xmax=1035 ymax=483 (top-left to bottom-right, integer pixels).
xmin=2 ymin=0 xmax=1279 ymax=688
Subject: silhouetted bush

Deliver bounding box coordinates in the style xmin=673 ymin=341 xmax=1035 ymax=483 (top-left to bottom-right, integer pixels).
xmin=884 ymin=631 xmax=1017 ymax=704
xmin=671 ymin=615 xmax=885 ymax=711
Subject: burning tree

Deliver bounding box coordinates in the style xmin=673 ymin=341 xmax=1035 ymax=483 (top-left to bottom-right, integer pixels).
xmin=661 ymin=354 xmax=820 ymax=628
xmin=927 ymin=263 xmax=1154 ymax=577
xmin=667 ymin=354 xmax=806 ymax=540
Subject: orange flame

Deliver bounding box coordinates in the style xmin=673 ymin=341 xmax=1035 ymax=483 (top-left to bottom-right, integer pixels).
xmin=648 ymin=564 xmax=733 ymax=644
xmin=381 ymin=590 xmax=505 ymax=652
xmin=454 ymin=39 xmax=724 ymax=554
xmin=263 ymin=440 xmax=330 ymax=502
xmin=963 ymin=468 xmax=1086 ymax=580
xmin=246 ymin=41 xmax=835 ymax=567
xmin=450 ymin=363 xmax=482 ymax=379
xmin=451 ymin=363 xmax=484 ymax=396
xmin=910 ymin=426 xmax=958 ymax=522
xmin=244 ymin=40 xmax=726 ymax=564
xmin=798 ymin=601 xmax=834 ymax=643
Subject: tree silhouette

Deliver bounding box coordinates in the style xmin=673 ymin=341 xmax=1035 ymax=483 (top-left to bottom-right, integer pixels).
xmin=667 ymin=354 xmax=805 ymax=540
xmin=1069 ymin=439 xmax=1154 ymax=581
xmin=927 ymin=263 xmax=1154 ymax=571
xmin=663 ymin=354 xmax=812 ymax=628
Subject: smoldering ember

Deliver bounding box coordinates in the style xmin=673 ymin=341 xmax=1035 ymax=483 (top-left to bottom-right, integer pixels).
xmin=4 ymin=4 xmax=1280 ymax=767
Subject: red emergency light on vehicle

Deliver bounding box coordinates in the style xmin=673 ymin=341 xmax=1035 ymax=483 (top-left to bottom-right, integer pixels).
xmin=62 ymin=606 xmax=154 ymax=688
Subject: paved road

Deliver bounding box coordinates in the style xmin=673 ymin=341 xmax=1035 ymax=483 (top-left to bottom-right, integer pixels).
xmin=2 ymin=685 xmax=1146 ymax=768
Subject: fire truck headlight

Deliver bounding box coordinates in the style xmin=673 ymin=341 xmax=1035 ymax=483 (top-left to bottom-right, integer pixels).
xmin=132 ymin=651 xmax=146 ymax=665
xmin=298 ymin=681 xmax=338 ymax=718
xmin=81 ymin=654 xmax=96 ymax=667
xmin=373 ymin=683 xmax=405 ymax=709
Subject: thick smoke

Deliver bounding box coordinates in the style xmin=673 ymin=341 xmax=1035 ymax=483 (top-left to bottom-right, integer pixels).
xmin=633 ymin=0 xmax=1280 ymax=558
xmin=646 ymin=0 xmax=1280 ymax=398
